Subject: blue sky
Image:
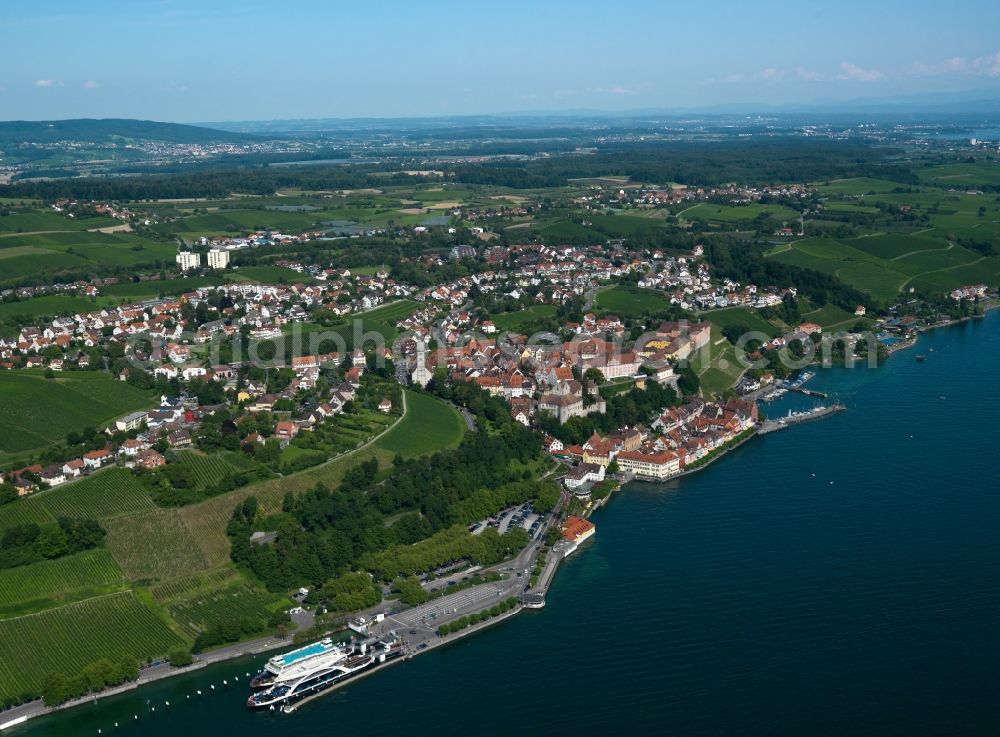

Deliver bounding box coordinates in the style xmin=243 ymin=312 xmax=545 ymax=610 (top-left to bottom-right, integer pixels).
xmin=3 ymin=0 xmax=1000 ymax=122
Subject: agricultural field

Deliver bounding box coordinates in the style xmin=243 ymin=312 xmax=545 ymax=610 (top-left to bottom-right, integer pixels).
xmin=175 ymin=450 xmax=251 ymax=488
xmin=225 ymin=264 xmax=314 ymax=284
xmin=813 ymin=177 xmax=916 ymax=195
xmin=0 ymin=371 xmax=157 ymax=461
xmin=0 ymin=468 xmax=155 ymax=533
xmin=703 ymin=307 xmax=781 ymax=339
xmin=916 ymin=161 xmax=1000 ymax=189
xmin=0 ymin=592 xmax=185 ymax=704
xmin=766 ymin=237 xmax=910 ymax=302
xmin=490 ymin=305 xmax=558 ymax=333
xmin=167 ymin=581 xmax=288 ymax=638
xmin=847 ymin=233 xmax=949 ymax=260
xmin=150 ymin=209 xmax=325 ymax=238
xmin=767 ymin=235 xmax=1000 ymax=302
xmin=374 ymin=390 xmax=465 ymax=457
xmin=99 ymin=275 xmax=225 ymax=299
xmin=255 ymin=299 xmax=418 ymax=360
xmin=0 ymin=210 xmax=119 ymax=233
xmin=0 ymin=549 xmax=126 ymax=617
xmin=534 ymin=218 xmax=598 ymax=240
xmin=798 ymin=303 xmax=864 ymax=330
xmin=583 ymin=212 xmax=670 ymax=237
xmin=594 ymin=284 xmax=672 ymax=318
xmin=0 ymin=294 xmax=115 ymax=324
xmin=0 ymin=228 xmax=176 ymax=286
xmin=41 ymin=468 xmax=150 ymax=520
xmin=680 ymin=202 xmax=800 ymax=223
xmin=103 ymin=508 xmax=211 ymax=582
xmin=690 ymin=332 xmax=745 ymax=397
xmin=149 ymin=567 xmax=241 ymax=602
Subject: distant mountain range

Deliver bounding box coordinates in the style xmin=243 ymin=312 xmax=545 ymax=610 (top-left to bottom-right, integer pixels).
xmin=0 ymin=118 xmax=252 ymax=145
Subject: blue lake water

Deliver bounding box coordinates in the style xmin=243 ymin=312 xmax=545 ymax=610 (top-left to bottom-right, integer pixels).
xmin=10 ymin=311 xmax=1000 ymax=736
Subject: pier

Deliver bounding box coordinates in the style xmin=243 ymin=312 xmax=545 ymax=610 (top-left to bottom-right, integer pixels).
xmin=789 ymin=387 xmax=828 ymax=398
xmin=758 ymin=404 xmax=846 ymax=434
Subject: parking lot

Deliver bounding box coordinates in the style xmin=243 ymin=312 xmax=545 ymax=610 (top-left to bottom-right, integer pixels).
xmin=387 ymin=582 xmax=509 ymax=630
xmin=471 ymin=502 xmax=544 ymax=539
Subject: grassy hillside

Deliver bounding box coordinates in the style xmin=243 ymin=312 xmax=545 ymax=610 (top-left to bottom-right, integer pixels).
xmin=0 ymin=118 xmax=251 ymax=145
xmin=0 ymin=372 xmax=157 ymax=462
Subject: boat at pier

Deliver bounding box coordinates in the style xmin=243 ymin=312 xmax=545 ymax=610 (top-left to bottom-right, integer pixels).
xmin=247 ymin=635 xmax=402 ymax=710
xmin=249 ymin=638 xmax=342 ymax=689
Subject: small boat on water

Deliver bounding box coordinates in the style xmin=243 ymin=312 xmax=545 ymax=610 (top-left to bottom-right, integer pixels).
xmin=916 ymin=354 xmax=926 ymax=362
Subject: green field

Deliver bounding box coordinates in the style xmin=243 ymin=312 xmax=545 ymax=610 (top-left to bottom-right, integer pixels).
xmin=681 ymin=202 xmax=800 ymax=223
xmin=767 ymin=235 xmax=1000 ymax=302
xmin=0 ymin=468 xmax=156 ymax=535
xmin=375 ymin=390 xmax=465 ymax=457
xmin=0 ymin=592 xmax=185 ymax=704
xmin=149 ymin=567 xmax=241 ymax=601
xmin=0 ymin=228 xmax=177 ymax=286
xmin=0 ymin=211 xmax=119 ymax=233
xmin=813 ymin=177 xmax=915 ymax=195
xmin=799 ymin=303 xmax=863 ymax=329
xmin=167 ymin=581 xmax=286 ymax=638
xmin=594 ymin=285 xmax=671 ymax=318
xmin=584 ymin=212 xmax=670 ymax=237
xmin=0 ymin=294 xmax=115 ymax=324
xmin=100 ymin=275 xmax=225 ymax=299
xmin=0 ymin=549 xmax=126 ymax=617
xmin=226 ymin=265 xmax=313 ymax=284
xmin=847 ymin=233 xmax=949 ymax=260
xmin=103 ymin=508 xmax=211 ymax=582
xmin=175 ymin=451 xmax=248 ymax=488
xmin=491 ymin=305 xmax=558 ymax=333
xmin=0 ymin=371 xmax=157 ymax=460
xmin=916 ymin=161 xmax=1000 ymax=189
xmin=690 ymin=333 xmax=745 ymax=396
xmin=534 ymin=218 xmax=598 ymax=240
xmin=703 ymin=307 xmax=781 ymax=338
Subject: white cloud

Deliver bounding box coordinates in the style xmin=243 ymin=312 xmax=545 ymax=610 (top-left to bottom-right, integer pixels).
xmin=835 ymin=62 xmax=884 ymax=82
xmin=83 ymin=80 xmax=100 ymax=89
xmin=35 ymin=78 xmax=63 ymax=87
xmin=591 ymin=85 xmax=635 ymax=95
xmin=970 ymin=50 xmax=1000 ymax=76
xmin=795 ymin=67 xmax=823 ymax=82
xmin=757 ymin=67 xmax=784 ymax=81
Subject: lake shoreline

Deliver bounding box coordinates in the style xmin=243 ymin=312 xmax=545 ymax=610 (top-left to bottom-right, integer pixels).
xmin=3 ymin=307 xmax=996 ymax=732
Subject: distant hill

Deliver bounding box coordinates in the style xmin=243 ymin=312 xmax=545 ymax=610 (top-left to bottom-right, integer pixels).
xmin=0 ymin=118 xmax=254 ymax=145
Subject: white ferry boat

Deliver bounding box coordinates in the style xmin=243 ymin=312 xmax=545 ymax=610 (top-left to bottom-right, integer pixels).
xmin=249 ymin=638 xmax=343 ymax=689
xmin=247 ymin=635 xmax=402 ymax=710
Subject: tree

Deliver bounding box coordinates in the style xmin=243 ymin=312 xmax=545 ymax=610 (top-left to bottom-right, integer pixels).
xmin=36 ymin=525 xmax=69 ymax=559
xmin=168 ymin=648 xmax=193 ymax=667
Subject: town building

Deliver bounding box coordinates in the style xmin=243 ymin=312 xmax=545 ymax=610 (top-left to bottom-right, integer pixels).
xmin=562 ymin=515 xmax=596 ymax=544
xmin=176 ymin=251 xmax=200 ymax=271
xmin=207 ymin=249 xmax=230 ymax=269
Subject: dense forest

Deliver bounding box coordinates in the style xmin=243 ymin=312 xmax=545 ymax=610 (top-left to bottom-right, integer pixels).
xmin=4 ymin=137 xmax=916 ymax=199
xmin=5 ymin=166 xmax=435 ymax=201
xmin=0 ymin=518 xmax=105 ymax=570
xmin=447 ymin=138 xmax=915 ymax=188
